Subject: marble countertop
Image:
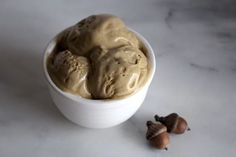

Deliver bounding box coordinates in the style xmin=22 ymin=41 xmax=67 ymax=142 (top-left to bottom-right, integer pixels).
xmin=0 ymin=0 xmax=236 ymax=156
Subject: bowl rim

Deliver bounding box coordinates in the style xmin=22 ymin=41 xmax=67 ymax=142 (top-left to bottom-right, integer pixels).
xmin=43 ymin=28 xmax=156 ymax=105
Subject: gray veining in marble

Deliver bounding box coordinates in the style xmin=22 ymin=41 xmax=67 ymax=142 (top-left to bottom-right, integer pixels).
xmin=0 ymin=0 xmax=236 ymax=156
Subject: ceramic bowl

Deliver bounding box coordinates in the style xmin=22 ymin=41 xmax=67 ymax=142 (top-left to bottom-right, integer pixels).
xmin=43 ymin=28 xmax=156 ymax=128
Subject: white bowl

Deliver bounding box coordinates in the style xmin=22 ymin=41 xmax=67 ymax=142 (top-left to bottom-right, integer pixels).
xmin=43 ymin=28 xmax=156 ymax=128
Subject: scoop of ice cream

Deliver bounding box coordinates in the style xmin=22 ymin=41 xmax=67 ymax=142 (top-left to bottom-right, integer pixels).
xmin=50 ymin=50 xmax=91 ymax=98
xmin=64 ymin=14 xmax=140 ymax=56
xmin=48 ymin=14 xmax=149 ymax=99
xmin=88 ymin=45 xmax=148 ymax=99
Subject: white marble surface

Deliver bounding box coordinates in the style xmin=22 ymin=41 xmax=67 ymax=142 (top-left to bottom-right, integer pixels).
xmin=0 ymin=0 xmax=236 ymax=156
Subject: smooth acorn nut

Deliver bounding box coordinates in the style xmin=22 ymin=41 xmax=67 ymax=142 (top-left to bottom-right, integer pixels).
xmin=154 ymin=113 xmax=190 ymax=134
xmin=146 ymin=121 xmax=170 ymax=150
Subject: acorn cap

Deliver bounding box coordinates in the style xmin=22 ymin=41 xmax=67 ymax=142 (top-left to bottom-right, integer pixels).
xmin=155 ymin=113 xmax=179 ymax=132
xmin=146 ymin=121 xmax=167 ymax=140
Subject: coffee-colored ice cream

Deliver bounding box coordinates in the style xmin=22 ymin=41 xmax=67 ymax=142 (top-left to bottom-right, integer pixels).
xmin=47 ymin=14 xmax=149 ymax=99
xmin=63 ymin=14 xmax=140 ymax=56
xmin=88 ymin=45 xmax=148 ymax=98
xmin=48 ymin=50 xmax=91 ymax=98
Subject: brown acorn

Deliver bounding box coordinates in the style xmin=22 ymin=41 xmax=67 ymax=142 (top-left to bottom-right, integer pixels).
xmin=146 ymin=121 xmax=170 ymax=150
xmin=154 ymin=113 xmax=190 ymax=134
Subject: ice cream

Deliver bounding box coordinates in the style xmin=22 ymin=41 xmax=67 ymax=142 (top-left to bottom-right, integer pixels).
xmin=88 ymin=45 xmax=148 ymax=99
xmin=63 ymin=14 xmax=140 ymax=56
xmin=47 ymin=14 xmax=149 ymax=99
xmin=48 ymin=50 xmax=91 ymax=98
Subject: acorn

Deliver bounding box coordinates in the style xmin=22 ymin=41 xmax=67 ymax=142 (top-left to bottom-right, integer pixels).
xmin=154 ymin=113 xmax=190 ymax=134
xmin=146 ymin=121 xmax=170 ymax=150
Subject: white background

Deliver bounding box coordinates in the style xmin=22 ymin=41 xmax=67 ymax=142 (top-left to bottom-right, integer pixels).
xmin=0 ymin=0 xmax=236 ymax=156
